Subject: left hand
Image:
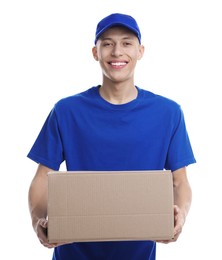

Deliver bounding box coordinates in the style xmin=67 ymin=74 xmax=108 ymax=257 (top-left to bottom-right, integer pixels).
xmin=157 ymin=205 xmax=185 ymax=244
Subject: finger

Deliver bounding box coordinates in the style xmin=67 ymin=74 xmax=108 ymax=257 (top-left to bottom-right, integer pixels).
xmin=39 ymin=218 xmax=48 ymax=228
xmin=174 ymin=224 xmax=182 ymax=236
xmin=174 ymin=205 xmax=180 ymax=214
xmin=41 ymin=240 xmax=58 ymax=248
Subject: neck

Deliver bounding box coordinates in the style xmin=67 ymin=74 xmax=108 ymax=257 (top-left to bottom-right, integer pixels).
xmin=99 ymin=81 xmax=138 ymax=105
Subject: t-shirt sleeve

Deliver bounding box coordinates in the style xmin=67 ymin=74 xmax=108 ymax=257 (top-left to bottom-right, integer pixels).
xmin=164 ymin=106 xmax=196 ymax=171
xmin=27 ymin=107 xmax=64 ymax=170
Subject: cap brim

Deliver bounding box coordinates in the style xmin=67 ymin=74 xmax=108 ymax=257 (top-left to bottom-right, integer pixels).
xmin=95 ymin=22 xmax=141 ymax=44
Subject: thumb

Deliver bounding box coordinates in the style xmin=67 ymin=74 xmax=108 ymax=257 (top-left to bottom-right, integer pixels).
xmin=174 ymin=205 xmax=180 ymax=214
xmin=39 ymin=218 xmax=48 ymax=228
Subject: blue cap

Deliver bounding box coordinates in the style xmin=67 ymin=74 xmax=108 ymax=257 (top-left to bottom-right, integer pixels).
xmin=95 ymin=13 xmax=141 ymax=44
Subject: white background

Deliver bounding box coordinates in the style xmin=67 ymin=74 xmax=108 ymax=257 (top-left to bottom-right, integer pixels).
xmin=1 ymin=0 xmax=221 ymax=259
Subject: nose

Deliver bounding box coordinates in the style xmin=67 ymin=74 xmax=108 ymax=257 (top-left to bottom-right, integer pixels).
xmin=111 ymin=43 xmax=123 ymax=57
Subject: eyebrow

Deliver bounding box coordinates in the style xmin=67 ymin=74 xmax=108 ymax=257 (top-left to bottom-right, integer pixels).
xmin=100 ymin=36 xmax=135 ymax=41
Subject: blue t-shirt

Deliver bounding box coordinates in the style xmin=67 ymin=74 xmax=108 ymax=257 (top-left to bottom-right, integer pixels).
xmin=27 ymin=86 xmax=196 ymax=260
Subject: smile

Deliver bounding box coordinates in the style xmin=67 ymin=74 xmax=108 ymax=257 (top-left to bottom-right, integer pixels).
xmin=109 ymin=61 xmax=128 ymax=68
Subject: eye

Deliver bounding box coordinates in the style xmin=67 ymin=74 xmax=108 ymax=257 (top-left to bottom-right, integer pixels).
xmin=123 ymin=42 xmax=132 ymax=46
xmin=102 ymin=42 xmax=113 ymax=47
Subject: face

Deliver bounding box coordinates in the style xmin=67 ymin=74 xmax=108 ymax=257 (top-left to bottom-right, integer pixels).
xmin=92 ymin=26 xmax=144 ymax=84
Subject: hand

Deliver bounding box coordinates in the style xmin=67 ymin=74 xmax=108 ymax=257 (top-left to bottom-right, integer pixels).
xmin=34 ymin=218 xmax=57 ymax=248
xmin=157 ymin=205 xmax=185 ymax=244
xmin=34 ymin=218 xmax=71 ymax=248
xmin=173 ymin=204 xmax=185 ymax=241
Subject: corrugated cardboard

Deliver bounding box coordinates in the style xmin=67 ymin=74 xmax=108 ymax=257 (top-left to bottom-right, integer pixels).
xmin=47 ymin=170 xmax=174 ymax=243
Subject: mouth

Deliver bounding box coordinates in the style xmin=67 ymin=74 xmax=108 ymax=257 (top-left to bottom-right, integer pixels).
xmin=108 ymin=61 xmax=128 ymax=69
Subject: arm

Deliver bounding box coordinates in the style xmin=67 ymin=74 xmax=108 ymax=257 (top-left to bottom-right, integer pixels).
xmin=28 ymin=164 xmax=57 ymax=248
xmin=172 ymin=166 xmax=192 ymax=241
xmin=157 ymin=167 xmax=192 ymax=243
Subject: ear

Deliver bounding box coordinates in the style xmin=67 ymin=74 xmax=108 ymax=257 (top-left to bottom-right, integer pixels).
xmin=137 ymin=45 xmax=145 ymax=60
xmin=92 ymin=46 xmax=99 ymax=61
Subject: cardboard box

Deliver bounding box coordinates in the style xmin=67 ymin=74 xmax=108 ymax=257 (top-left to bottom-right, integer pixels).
xmin=48 ymin=170 xmax=174 ymax=243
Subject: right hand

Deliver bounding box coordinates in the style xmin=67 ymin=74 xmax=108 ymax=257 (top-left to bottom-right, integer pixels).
xmin=34 ymin=218 xmax=57 ymax=248
xmin=34 ymin=218 xmax=70 ymax=248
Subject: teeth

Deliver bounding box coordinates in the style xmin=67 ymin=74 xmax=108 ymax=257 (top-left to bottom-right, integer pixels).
xmin=111 ymin=62 xmax=126 ymax=66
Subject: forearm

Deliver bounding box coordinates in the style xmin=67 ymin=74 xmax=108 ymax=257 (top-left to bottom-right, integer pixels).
xmin=28 ymin=164 xmax=59 ymax=248
xmin=174 ymin=183 xmax=192 ymax=219
xmin=29 ymin=183 xmax=47 ymax=229
xmin=173 ymin=167 xmax=192 ymax=221
xmin=28 ymin=165 xmax=50 ymax=228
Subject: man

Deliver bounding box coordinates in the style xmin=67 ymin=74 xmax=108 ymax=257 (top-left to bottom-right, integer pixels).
xmin=28 ymin=13 xmax=196 ymax=260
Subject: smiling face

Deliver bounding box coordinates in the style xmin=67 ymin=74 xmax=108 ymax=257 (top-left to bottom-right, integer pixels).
xmin=92 ymin=26 xmax=144 ymax=85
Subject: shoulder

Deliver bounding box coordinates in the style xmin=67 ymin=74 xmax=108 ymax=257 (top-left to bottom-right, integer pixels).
xmin=54 ymin=86 xmax=98 ymax=111
xmin=139 ymin=88 xmax=181 ymax=111
xmin=137 ymin=88 xmax=184 ymax=125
